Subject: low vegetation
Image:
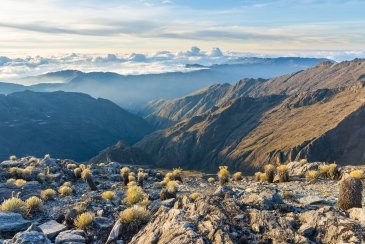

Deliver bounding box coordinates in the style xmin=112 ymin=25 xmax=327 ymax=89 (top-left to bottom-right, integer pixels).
xmin=338 ymin=174 xmax=363 ymax=210
xmin=119 ymin=206 xmax=151 ymax=230
xmin=59 ymin=185 xmax=73 ymax=196
xmin=125 ymin=185 xmax=148 ymax=205
xmin=102 ymin=191 xmax=116 ymax=201
xmin=264 ymin=164 xmax=275 ymax=183
xmin=232 ymin=172 xmax=243 ymax=181
xmin=74 ymin=212 xmax=95 ymax=229
xmin=218 ymin=166 xmax=229 ymax=185
xmin=0 ymin=196 xmax=26 ymax=214
xmin=41 ymin=189 xmax=57 ymax=200
xmin=25 ymin=196 xmax=43 ymax=213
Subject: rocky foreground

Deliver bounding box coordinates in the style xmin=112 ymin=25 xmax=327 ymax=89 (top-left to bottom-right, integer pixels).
xmin=0 ymin=156 xmax=364 ymax=243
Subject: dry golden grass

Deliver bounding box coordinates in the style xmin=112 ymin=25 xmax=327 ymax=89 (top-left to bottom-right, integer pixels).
xmin=125 ymin=186 xmax=148 ymax=205
xmin=277 ymin=165 xmax=288 ymax=172
xmin=59 ymin=186 xmax=72 ymax=196
xmin=166 ymin=180 xmax=179 ymax=193
xmin=319 ymin=165 xmax=331 ymax=175
xmin=306 ymin=170 xmax=320 ymax=181
xmin=9 ymin=155 xmax=17 ymax=161
xmin=264 ymin=164 xmax=275 ymax=172
xmin=15 ymin=179 xmax=27 ymax=187
xmin=207 ymin=177 xmax=215 ymax=183
xmin=128 ymin=175 xmax=136 ymax=182
xmin=119 ymin=206 xmax=150 ymax=228
xmin=74 ymin=212 xmax=94 ymax=229
xmin=41 ymin=189 xmax=57 ymax=200
xmin=25 ymin=196 xmax=43 ymax=213
xmin=218 ymin=166 xmax=229 ymax=178
xmin=101 ymin=191 xmax=116 ymax=200
xmin=190 ymin=192 xmax=201 ymax=200
xmin=66 ymin=163 xmax=77 ymax=169
xmin=63 ymin=181 xmax=72 ymax=187
xmin=350 ymin=170 xmax=364 ymax=179
xmin=8 ymin=167 xmax=19 ymax=174
xmin=81 ymin=168 xmax=92 ymax=180
xmin=232 ymin=172 xmax=243 ymax=181
xmin=74 ymin=168 xmax=82 ymax=177
xmin=120 ymin=167 xmax=130 ymax=175
xmin=259 ymin=173 xmax=268 ymax=182
xmin=127 ymin=181 xmax=137 ymax=187
xmin=299 ymin=159 xmax=308 ymax=165
xmin=79 ymin=164 xmax=86 ymax=170
xmin=0 ymin=196 xmax=26 ymax=213
xmin=328 ymin=163 xmax=337 ymax=169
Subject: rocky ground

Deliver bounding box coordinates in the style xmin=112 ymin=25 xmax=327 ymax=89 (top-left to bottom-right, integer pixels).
xmin=0 ymin=156 xmax=364 ymax=244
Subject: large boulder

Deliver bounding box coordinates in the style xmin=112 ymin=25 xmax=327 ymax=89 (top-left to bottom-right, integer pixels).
xmin=6 ymin=224 xmax=51 ymax=244
xmin=0 ymin=212 xmax=32 ymax=232
xmin=286 ymin=161 xmax=325 ymax=177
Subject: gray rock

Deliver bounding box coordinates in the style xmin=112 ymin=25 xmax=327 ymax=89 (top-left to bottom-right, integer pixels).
xmin=149 ymin=200 xmax=162 ymax=213
xmin=241 ymin=190 xmax=283 ymax=209
xmin=0 ymin=212 xmax=32 ymax=232
xmin=213 ymin=186 xmax=234 ymax=197
xmin=55 ymin=230 xmax=85 ymax=244
xmin=161 ymin=198 xmax=176 ymax=208
xmin=286 ymin=161 xmax=325 ymax=177
xmin=348 ymin=208 xmax=365 ymax=225
xmin=11 ymin=231 xmax=50 ymax=244
xmin=297 ymin=195 xmax=328 ymax=206
xmin=0 ymin=160 xmax=25 ymax=168
xmin=106 ymin=220 xmax=122 ymax=244
xmin=38 ymin=220 xmax=68 ymax=239
xmin=94 ymin=217 xmax=114 ymax=229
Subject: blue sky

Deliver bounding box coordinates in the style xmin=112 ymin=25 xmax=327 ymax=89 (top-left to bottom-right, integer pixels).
xmin=0 ymin=0 xmax=364 ymax=56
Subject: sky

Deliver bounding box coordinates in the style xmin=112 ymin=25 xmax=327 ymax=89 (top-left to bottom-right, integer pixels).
xmin=0 ymin=0 xmax=364 ymax=80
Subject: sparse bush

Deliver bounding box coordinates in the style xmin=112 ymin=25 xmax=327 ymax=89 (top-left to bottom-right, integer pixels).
xmin=264 ymin=164 xmax=275 ymax=183
xmin=166 ymin=180 xmax=179 ymax=193
xmin=160 ymin=181 xmax=179 ymax=200
xmin=276 ymin=165 xmax=289 ymax=183
xmin=161 ymin=172 xmax=173 ymax=185
xmin=102 ymin=191 xmax=116 ymax=200
xmin=119 ymin=206 xmax=150 ymax=230
xmin=127 ymin=181 xmax=137 ymax=187
xmin=125 ymin=186 xmax=148 ymax=205
xmin=59 ymin=186 xmax=73 ymax=196
xmin=79 ymin=164 xmax=86 ymax=170
xmin=338 ymin=174 xmax=362 ymax=210
xmin=207 ymin=177 xmax=215 ymax=183
xmin=306 ymin=170 xmax=319 ymax=181
xmin=218 ymin=166 xmax=229 ymax=185
xmin=41 ymin=189 xmax=57 ymax=200
xmin=25 ymin=196 xmax=43 ymax=213
xmin=121 ymin=167 xmax=130 ymax=186
xmin=74 ymin=212 xmax=94 ymax=229
xmin=15 ymin=179 xmax=27 ymax=187
xmin=81 ymin=168 xmax=97 ymax=191
xmin=0 ymin=196 xmax=26 ymax=213
xmin=319 ymin=165 xmax=331 ymax=177
xmin=190 ymin=192 xmax=201 ymax=200
xmin=232 ymin=172 xmax=243 ymax=181
xmin=128 ymin=175 xmax=136 ymax=182
xmin=350 ymin=170 xmax=364 ymax=179
xmin=9 ymin=155 xmax=17 ymax=161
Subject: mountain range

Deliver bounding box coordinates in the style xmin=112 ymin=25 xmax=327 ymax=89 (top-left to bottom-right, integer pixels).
xmin=0 ymin=91 xmax=152 ymax=161
xmin=93 ymin=59 xmax=365 ymax=173
xmin=0 ymin=57 xmax=328 ymax=111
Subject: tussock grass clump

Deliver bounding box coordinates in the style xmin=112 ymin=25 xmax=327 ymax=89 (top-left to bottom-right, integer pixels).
xmin=74 ymin=212 xmax=94 ymax=230
xmin=63 ymin=181 xmax=72 ymax=187
xmin=79 ymin=164 xmax=86 ymax=170
xmin=25 ymin=196 xmax=43 ymax=213
xmin=41 ymin=189 xmax=57 ymax=200
xmin=74 ymin=168 xmax=82 ymax=178
xmin=276 ymin=165 xmax=289 ymax=183
xmin=161 ymin=172 xmax=173 ymax=185
xmin=67 ymin=163 xmax=77 ymax=170
xmin=299 ymin=159 xmax=308 ymax=166
xmin=15 ymin=179 xmax=27 ymax=187
xmin=171 ymin=168 xmax=183 ymax=182
xmin=190 ymin=192 xmax=201 ymax=200
xmin=121 ymin=167 xmax=130 ymax=186
xmin=102 ymin=191 xmax=116 ymax=200
xmin=160 ymin=180 xmax=179 ymax=200
xmin=306 ymin=170 xmax=319 ymax=181
xmin=328 ymin=163 xmax=340 ymax=180
xmin=232 ymin=172 xmax=243 ymax=181
xmin=9 ymin=155 xmax=17 ymax=161
xmin=338 ymin=174 xmax=362 ymax=210
xmin=6 ymin=178 xmax=16 ymax=184
xmin=125 ymin=186 xmax=148 ymax=205
xmin=127 ymin=181 xmax=137 ymax=187
xmin=259 ymin=173 xmax=268 ymax=182
xmin=254 ymin=172 xmax=262 ymax=182
xmin=128 ymin=175 xmax=136 ymax=182
xmin=207 ymin=177 xmax=215 ymax=183
xmin=264 ymin=164 xmax=275 ymax=183
xmin=218 ymin=166 xmax=229 ymax=185
xmin=119 ymin=206 xmax=150 ymax=230
xmin=319 ymin=165 xmax=331 ymax=177
xmin=137 ymin=171 xmax=145 ymax=187
xmin=350 ymin=170 xmax=364 ymax=179
xmin=0 ymin=196 xmax=26 ymax=213
xmin=81 ymin=168 xmax=97 ymax=191
xmin=59 ymin=186 xmax=73 ymax=196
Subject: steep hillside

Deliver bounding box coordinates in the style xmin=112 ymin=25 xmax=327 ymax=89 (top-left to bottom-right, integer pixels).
xmin=142 ymin=59 xmax=365 ymax=128
xmin=134 ymin=82 xmax=365 ymax=173
xmin=0 ymin=91 xmax=153 ymax=161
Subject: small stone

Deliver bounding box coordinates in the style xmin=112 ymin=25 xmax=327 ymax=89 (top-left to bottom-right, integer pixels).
xmin=94 ymin=217 xmax=114 ymax=229
xmin=55 ymin=230 xmax=85 ymax=244
xmin=161 ymin=198 xmax=176 ymax=208
xmin=39 ymin=220 xmax=68 ymax=239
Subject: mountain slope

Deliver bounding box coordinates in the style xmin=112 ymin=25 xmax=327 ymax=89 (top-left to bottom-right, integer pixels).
xmin=142 ymin=59 xmax=365 ymax=128
xmin=0 ymin=91 xmax=153 ymax=161
xmin=134 ymin=83 xmax=365 ymax=173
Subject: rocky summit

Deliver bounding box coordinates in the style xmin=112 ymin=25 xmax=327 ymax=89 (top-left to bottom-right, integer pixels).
xmin=0 ymin=155 xmax=365 ymax=243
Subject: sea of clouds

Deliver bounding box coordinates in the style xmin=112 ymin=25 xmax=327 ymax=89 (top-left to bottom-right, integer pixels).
xmin=1 ymin=47 xmax=364 ymax=84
